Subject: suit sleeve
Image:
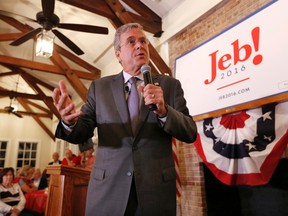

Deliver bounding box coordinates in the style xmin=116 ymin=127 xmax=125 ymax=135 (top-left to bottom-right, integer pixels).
xmin=161 ymin=78 xmax=197 ymax=143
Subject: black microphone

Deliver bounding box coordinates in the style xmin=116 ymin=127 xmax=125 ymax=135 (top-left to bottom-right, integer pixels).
xmin=124 ymin=85 xmax=130 ymax=94
xmin=140 ymin=64 xmax=157 ymax=111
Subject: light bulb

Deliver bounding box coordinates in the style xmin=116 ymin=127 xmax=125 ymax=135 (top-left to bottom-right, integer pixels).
xmin=35 ymin=30 xmax=54 ymax=58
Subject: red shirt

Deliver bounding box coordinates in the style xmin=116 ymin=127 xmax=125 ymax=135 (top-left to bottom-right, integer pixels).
xmin=62 ymin=155 xmax=81 ymax=166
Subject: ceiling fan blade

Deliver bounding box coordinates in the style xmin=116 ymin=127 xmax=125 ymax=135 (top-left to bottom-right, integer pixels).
xmin=10 ymin=28 xmax=42 ymax=46
xmin=57 ymin=23 xmax=109 ymax=34
xmin=12 ymin=112 xmax=23 ymax=118
xmin=41 ymin=0 xmax=55 ymax=19
xmin=0 ymin=10 xmax=37 ymax=23
xmin=52 ymin=29 xmax=84 ymax=55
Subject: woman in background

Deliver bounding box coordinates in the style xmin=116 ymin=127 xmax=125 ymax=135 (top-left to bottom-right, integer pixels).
xmin=0 ymin=167 xmax=26 ymax=215
xmin=18 ymin=165 xmax=37 ymax=194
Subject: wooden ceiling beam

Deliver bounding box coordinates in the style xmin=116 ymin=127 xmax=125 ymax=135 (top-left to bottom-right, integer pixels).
xmin=19 ymin=72 xmax=60 ymax=119
xmin=104 ymin=0 xmax=136 ymax=22
xmin=16 ymin=111 xmax=52 ymax=118
xmin=0 ymin=81 xmax=54 ymax=119
xmin=148 ymin=44 xmax=172 ymax=76
xmin=0 ymin=79 xmax=57 ymax=120
xmin=0 ymin=71 xmax=20 ymax=77
xmin=60 ymin=0 xmax=123 ymax=28
xmin=122 ymin=0 xmax=161 ymax=21
xmin=0 ymin=55 xmax=63 ymax=74
xmin=127 ymin=12 xmax=163 ymax=37
xmin=0 ymin=90 xmax=44 ymax=100
xmin=17 ymin=98 xmax=55 ymax=140
xmin=55 ymin=45 xmax=101 ymax=78
xmin=122 ymin=0 xmax=162 ymax=37
xmin=104 ymin=0 xmax=162 ymax=37
xmin=20 ymin=72 xmax=55 ymax=92
xmin=60 ymin=0 xmax=116 ymax=20
xmin=0 ymin=109 xmax=52 ymax=118
xmin=0 ymin=55 xmax=97 ymax=80
xmin=0 ymin=14 xmax=33 ymax=33
xmin=3 ymin=65 xmax=55 ymax=92
xmin=51 ymin=50 xmax=88 ymax=102
xmin=25 ymin=100 xmax=51 ymax=114
xmin=0 ymin=32 xmax=24 ymax=41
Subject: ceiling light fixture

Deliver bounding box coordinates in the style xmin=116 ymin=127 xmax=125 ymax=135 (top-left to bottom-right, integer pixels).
xmin=35 ymin=29 xmax=54 ymax=58
xmin=11 ymin=103 xmax=18 ymax=112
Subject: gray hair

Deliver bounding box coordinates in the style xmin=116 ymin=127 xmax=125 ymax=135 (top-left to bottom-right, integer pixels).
xmin=113 ymin=23 xmax=144 ymax=51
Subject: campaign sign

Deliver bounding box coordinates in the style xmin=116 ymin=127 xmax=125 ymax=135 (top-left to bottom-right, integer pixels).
xmin=175 ymin=0 xmax=288 ymax=117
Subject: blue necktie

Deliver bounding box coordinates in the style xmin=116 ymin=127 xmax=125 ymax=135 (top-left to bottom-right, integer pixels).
xmin=128 ymin=77 xmax=139 ymax=135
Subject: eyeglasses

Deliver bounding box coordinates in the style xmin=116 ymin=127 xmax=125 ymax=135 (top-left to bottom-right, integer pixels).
xmin=120 ymin=36 xmax=149 ymax=48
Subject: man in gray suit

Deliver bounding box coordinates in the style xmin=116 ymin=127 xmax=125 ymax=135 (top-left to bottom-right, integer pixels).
xmin=53 ymin=23 xmax=197 ymax=216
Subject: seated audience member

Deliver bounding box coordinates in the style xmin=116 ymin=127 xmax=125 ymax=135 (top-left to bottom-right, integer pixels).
xmin=32 ymin=169 xmax=48 ymax=190
xmin=81 ymin=147 xmax=95 ymax=170
xmin=0 ymin=167 xmax=35 ymax=216
xmin=13 ymin=168 xmax=22 ymax=184
xmin=18 ymin=165 xmax=37 ymax=194
xmin=79 ymin=138 xmax=95 ymax=170
xmin=72 ymin=153 xmax=81 ymax=167
xmin=48 ymin=152 xmax=62 ymax=165
xmin=44 ymin=152 xmax=62 ymax=179
xmin=62 ymin=149 xmax=81 ymax=167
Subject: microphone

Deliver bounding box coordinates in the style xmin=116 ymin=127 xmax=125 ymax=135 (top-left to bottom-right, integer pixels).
xmin=124 ymin=85 xmax=130 ymax=94
xmin=140 ymin=64 xmax=157 ymax=111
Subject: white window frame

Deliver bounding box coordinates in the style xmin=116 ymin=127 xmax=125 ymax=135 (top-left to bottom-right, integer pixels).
xmin=15 ymin=140 xmax=40 ymax=170
xmin=0 ymin=140 xmax=8 ymax=168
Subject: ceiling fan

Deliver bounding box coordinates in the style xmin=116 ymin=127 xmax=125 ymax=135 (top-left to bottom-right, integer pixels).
xmin=0 ymin=0 xmax=109 ymax=55
xmin=3 ymin=97 xmax=23 ymax=118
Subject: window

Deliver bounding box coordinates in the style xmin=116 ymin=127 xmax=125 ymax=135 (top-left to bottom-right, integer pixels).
xmin=0 ymin=141 xmax=8 ymax=168
xmin=17 ymin=141 xmax=38 ymax=170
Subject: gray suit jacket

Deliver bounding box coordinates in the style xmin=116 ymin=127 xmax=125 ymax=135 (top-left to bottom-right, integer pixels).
xmin=55 ymin=72 xmax=197 ymax=216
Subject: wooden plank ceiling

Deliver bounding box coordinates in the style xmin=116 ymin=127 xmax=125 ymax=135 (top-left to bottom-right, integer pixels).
xmin=0 ymin=0 xmax=172 ymax=140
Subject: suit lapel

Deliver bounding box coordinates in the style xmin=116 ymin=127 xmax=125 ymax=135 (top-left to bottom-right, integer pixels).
xmin=111 ymin=72 xmax=131 ymax=135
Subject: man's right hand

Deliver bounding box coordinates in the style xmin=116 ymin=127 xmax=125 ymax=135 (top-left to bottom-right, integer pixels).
xmin=52 ymin=80 xmax=83 ymax=125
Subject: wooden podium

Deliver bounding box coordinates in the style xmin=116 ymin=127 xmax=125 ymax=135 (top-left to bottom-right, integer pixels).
xmin=45 ymin=165 xmax=91 ymax=216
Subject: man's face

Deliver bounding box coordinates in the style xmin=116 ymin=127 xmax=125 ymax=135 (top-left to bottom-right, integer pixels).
xmin=53 ymin=153 xmax=59 ymax=161
xmin=33 ymin=170 xmax=41 ymax=180
xmin=115 ymin=28 xmax=150 ymax=76
xmin=66 ymin=150 xmax=72 ymax=159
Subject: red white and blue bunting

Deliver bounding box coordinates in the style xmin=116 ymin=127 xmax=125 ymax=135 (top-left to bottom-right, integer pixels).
xmin=194 ymin=101 xmax=288 ymax=185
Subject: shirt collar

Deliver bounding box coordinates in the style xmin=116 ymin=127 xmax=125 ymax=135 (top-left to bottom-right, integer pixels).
xmin=123 ymin=71 xmax=144 ymax=83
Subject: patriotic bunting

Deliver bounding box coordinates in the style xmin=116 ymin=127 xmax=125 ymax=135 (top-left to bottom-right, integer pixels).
xmin=194 ymin=101 xmax=288 ymax=185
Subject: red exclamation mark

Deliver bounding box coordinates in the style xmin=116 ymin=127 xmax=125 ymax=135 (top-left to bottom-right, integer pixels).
xmin=251 ymin=27 xmax=263 ymax=65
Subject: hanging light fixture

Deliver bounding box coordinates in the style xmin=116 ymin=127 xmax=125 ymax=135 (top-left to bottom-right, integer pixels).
xmin=11 ymin=101 xmax=18 ymax=112
xmin=35 ymin=29 xmax=54 ymax=58
xmin=12 ymin=75 xmax=20 ymax=112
